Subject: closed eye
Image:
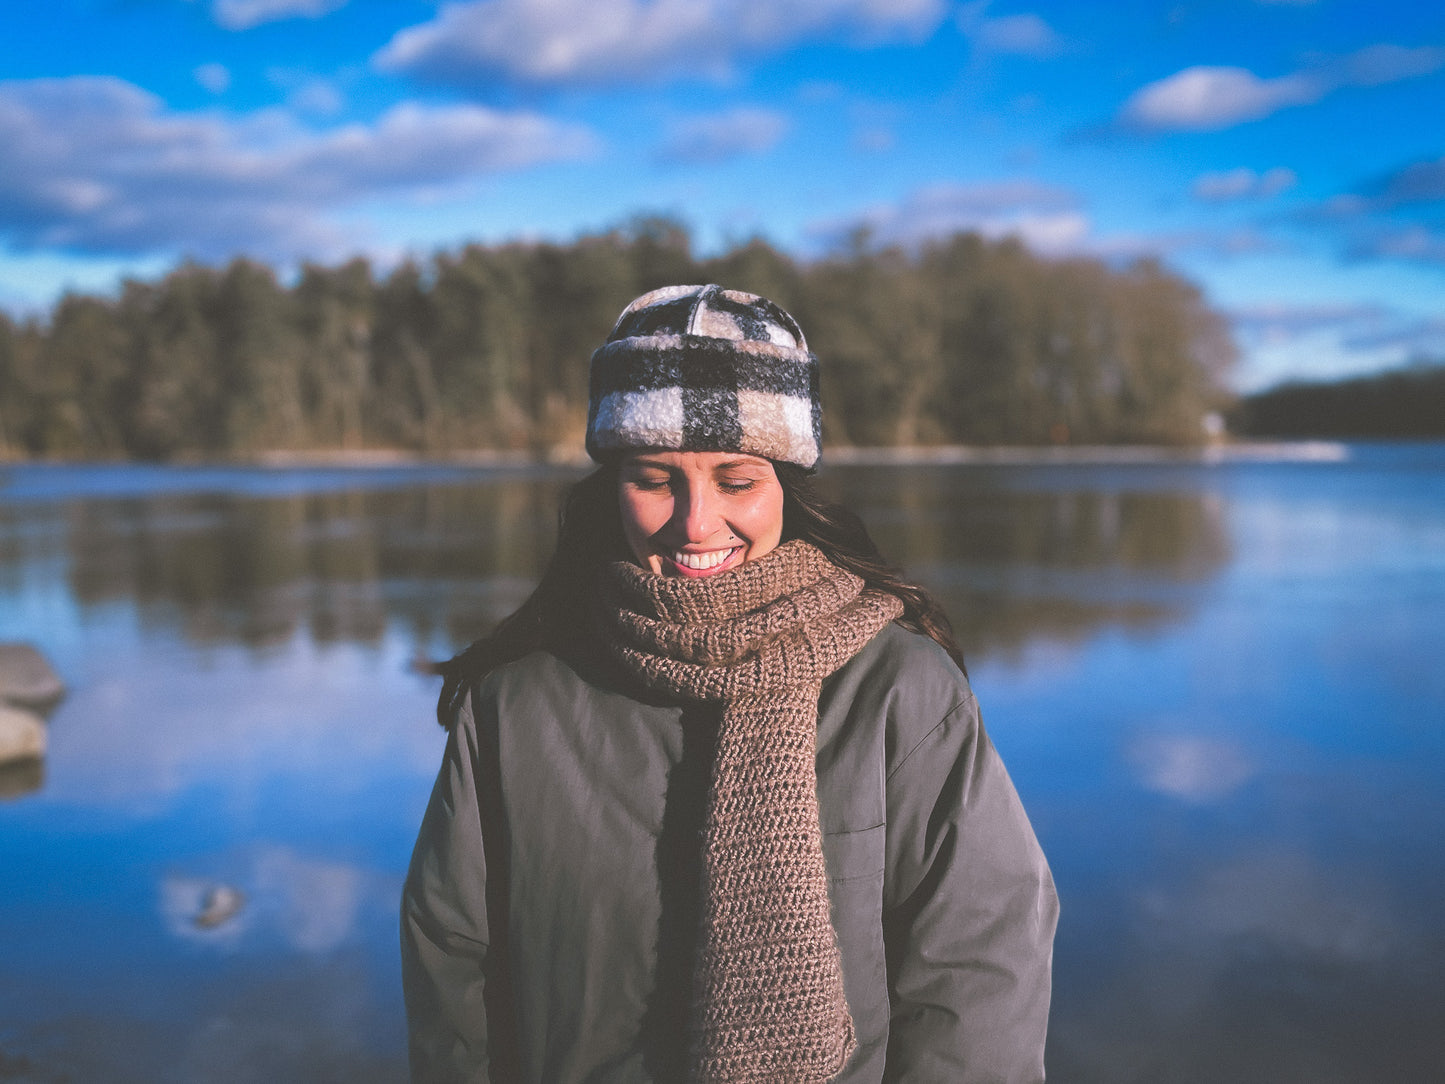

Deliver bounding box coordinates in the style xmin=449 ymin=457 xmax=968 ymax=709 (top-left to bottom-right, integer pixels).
xmin=626 ymin=476 xmax=673 ymax=491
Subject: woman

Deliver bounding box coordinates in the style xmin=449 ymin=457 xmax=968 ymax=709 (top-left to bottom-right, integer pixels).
xmin=402 ymin=285 xmax=1057 ymax=1083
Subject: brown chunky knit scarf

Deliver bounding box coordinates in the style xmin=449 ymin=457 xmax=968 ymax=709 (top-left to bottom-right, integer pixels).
xmin=598 ymin=539 xmax=904 ymax=1083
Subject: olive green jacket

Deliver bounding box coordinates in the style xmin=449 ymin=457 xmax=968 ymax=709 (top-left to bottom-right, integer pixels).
xmin=401 ymin=623 xmax=1057 ymax=1082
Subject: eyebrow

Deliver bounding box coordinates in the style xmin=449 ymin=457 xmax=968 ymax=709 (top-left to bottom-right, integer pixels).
xmin=621 ymin=458 xmax=674 ymax=471
xmin=713 ymin=458 xmax=767 ymax=470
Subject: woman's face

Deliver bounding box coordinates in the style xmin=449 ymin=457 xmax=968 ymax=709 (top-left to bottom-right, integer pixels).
xmin=617 ymin=450 xmax=785 ymax=578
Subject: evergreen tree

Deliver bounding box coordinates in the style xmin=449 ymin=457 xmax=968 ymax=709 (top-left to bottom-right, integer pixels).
xmin=214 ymin=259 xmax=305 ymax=453
xmin=3 ymin=226 xmax=1238 ymax=459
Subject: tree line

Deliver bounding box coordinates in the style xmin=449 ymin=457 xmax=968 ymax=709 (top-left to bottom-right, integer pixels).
xmin=1231 ymin=361 xmax=1445 ymax=438
xmin=0 ymin=219 xmax=1237 ymax=461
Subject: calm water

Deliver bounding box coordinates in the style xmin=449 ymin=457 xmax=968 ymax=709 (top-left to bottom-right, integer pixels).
xmin=2 ymin=446 xmax=1443 ymax=1083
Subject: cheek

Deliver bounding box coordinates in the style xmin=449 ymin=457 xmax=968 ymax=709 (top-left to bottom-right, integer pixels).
xmin=734 ymin=489 xmax=785 ymax=547
xmin=618 ymin=489 xmax=670 ymax=543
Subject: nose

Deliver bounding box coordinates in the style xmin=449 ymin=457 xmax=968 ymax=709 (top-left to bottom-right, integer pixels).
xmin=675 ymin=480 xmax=720 ymax=543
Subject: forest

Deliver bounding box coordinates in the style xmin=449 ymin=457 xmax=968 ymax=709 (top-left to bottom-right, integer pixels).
xmin=0 ymin=220 xmax=1238 ymax=461
xmin=1232 ymin=361 xmax=1445 ymax=438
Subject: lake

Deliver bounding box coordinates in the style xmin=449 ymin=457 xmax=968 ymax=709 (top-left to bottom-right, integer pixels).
xmin=2 ymin=445 xmax=1443 ymax=1083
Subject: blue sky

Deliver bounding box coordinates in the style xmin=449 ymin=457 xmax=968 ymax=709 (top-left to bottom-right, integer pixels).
xmin=2 ymin=0 xmax=1443 ymax=391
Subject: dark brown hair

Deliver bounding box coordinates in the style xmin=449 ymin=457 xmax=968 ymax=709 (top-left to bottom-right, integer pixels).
xmin=433 ymin=460 xmax=965 ymax=727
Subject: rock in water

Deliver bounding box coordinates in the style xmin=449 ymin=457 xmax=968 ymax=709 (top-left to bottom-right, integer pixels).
xmin=0 ymin=704 xmax=46 ymax=766
xmin=195 ymin=884 xmax=246 ymax=929
xmin=0 ymin=643 xmax=66 ymax=709
xmin=0 ymin=756 xmax=43 ymax=800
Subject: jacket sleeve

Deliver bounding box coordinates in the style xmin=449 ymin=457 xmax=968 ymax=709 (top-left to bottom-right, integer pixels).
xmin=400 ymin=692 xmax=503 ymax=1083
xmin=882 ymin=691 xmax=1059 ymax=1083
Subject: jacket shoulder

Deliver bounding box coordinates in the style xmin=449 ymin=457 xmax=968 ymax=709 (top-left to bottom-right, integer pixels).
xmin=455 ymin=647 xmax=671 ymax=739
xmin=478 ymin=649 xmax=580 ymax=697
xmin=443 ymin=649 xmax=587 ymax=733
xmin=824 ymin=622 xmax=977 ymax=778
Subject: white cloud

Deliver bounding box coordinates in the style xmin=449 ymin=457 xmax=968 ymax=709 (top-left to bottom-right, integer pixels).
xmin=1297 ymin=148 xmax=1445 ymax=265
xmin=1192 ymin=166 xmax=1297 ymax=201
xmin=213 ymin=0 xmax=349 ymax=31
xmin=977 ymin=14 xmax=1061 ymax=56
xmin=1230 ymin=300 xmax=1445 ymax=359
xmin=1342 ymin=43 xmax=1445 ymax=86
xmin=1229 ymin=301 xmax=1388 ymax=346
xmin=1128 ymin=733 xmax=1255 ymax=802
xmin=1043 ymin=223 xmax=1283 ymax=266
xmin=1316 ymin=193 xmax=1372 ymax=217
xmin=0 ymin=76 xmax=595 ymax=260
xmin=1284 ymin=153 xmax=1445 ymax=269
xmin=375 ymin=0 xmax=949 ymax=89
xmin=1350 ymin=225 xmax=1445 ymax=266
xmin=1337 ymin=313 xmax=1445 ymax=353
xmin=1195 ymin=169 xmax=1262 ymax=201
xmin=813 ymin=179 xmax=1088 ymax=254
xmin=655 ymin=107 xmax=789 ymax=165
xmin=1147 ymin=228 xmax=1281 ymax=258
xmin=1121 ymin=66 xmax=1322 ymax=131
xmin=1121 ymin=43 xmax=1445 ymax=132
xmin=1226 ymin=301 xmax=1445 ymax=389
xmin=266 ymin=68 xmax=349 ymax=116
xmin=957 ymin=3 xmax=1063 ymax=58
xmin=852 ymin=126 xmax=895 ymax=153
xmin=289 ymin=79 xmax=346 ymax=116
xmin=1371 ymin=154 xmax=1445 ymax=206
xmin=194 ymin=63 xmax=232 ymax=95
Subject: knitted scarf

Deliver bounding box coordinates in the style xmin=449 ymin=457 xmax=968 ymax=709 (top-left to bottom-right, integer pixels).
xmin=597 ymin=539 xmax=904 ymax=1083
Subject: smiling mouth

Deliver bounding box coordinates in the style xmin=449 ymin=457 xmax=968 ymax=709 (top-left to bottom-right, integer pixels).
xmin=665 ymin=546 xmax=742 ymax=577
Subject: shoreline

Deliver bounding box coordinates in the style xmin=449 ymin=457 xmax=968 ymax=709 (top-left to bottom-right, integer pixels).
xmin=821 ymin=440 xmax=1351 ymax=465
xmin=253 ymin=440 xmax=1355 ymax=468
xmin=0 ymin=439 xmax=1361 ymax=473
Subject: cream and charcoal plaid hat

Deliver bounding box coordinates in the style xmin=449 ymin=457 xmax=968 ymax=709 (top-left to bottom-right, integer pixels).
xmin=585 ymin=284 xmax=822 ymax=469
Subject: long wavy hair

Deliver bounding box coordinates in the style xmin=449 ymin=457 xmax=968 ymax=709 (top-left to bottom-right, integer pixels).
xmin=432 ymin=460 xmax=965 ymax=727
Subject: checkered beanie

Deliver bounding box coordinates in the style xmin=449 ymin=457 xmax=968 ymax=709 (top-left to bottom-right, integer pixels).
xmin=586 ymin=284 xmax=822 ymax=469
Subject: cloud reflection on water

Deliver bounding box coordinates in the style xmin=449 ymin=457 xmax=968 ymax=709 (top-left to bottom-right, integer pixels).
xmin=1142 ymin=850 xmax=1401 ymax=965
xmin=162 ymin=844 xmax=372 ymax=955
xmin=1053 ymin=846 xmax=1425 ymax=1084
xmin=39 ymin=634 xmax=438 ymax=808
xmin=1128 ymin=731 xmax=1256 ymax=803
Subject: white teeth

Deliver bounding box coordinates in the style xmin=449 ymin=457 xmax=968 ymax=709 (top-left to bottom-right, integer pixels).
xmin=672 ymin=548 xmax=735 ymax=570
